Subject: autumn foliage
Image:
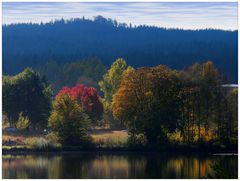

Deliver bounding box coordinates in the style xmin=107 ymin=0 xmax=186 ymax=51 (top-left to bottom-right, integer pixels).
xmin=56 ymin=84 xmax=103 ymax=122
xmin=112 ymin=65 xmax=181 ymax=143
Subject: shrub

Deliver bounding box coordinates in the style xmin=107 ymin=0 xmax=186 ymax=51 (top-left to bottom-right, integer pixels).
xmin=167 ymin=130 xmax=183 ymax=144
xmin=127 ymin=133 xmax=147 ymax=146
xmin=16 ymin=112 xmax=30 ymax=130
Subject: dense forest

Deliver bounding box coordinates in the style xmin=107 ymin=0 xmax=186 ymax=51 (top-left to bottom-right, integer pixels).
xmin=3 ymin=16 xmax=238 ymax=83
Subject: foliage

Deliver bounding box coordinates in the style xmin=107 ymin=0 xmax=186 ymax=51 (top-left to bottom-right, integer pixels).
xmin=127 ymin=133 xmax=147 ymax=146
xmin=16 ymin=112 xmax=30 ymax=130
xmin=37 ymin=58 xmax=106 ymax=93
xmin=3 ymin=68 xmax=52 ymax=128
xmin=112 ymin=61 xmax=237 ymax=146
xmin=112 ymin=65 xmax=181 ymax=143
xmin=178 ymin=61 xmax=223 ymax=144
xmin=98 ymin=58 xmax=129 ymax=111
xmin=48 ymin=93 xmax=91 ymax=145
xmin=56 ymin=84 xmax=103 ymax=122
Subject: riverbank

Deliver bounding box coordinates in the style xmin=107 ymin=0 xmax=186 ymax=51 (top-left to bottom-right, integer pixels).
xmin=3 ymin=144 xmax=238 ymax=155
xmin=3 ymin=128 xmax=237 ymax=155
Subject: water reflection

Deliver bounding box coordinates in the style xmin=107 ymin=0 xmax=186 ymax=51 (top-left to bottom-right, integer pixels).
xmin=2 ymin=153 xmax=238 ymax=179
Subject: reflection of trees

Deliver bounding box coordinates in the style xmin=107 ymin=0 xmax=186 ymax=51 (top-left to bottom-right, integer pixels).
xmin=143 ymin=154 xmax=216 ymax=179
xmin=2 ymin=155 xmax=62 ymax=179
xmin=206 ymin=156 xmax=238 ymax=179
xmin=2 ymin=154 xmax=238 ymax=179
xmin=59 ymin=154 xmax=146 ymax=179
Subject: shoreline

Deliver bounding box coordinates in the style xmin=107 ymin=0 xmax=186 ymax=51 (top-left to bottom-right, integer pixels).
xmin=3 ymin=145 xmax=238 ymax=155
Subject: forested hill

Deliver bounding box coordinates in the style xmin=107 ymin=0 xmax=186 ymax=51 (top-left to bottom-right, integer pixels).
xmin=3 ymin=16 xmax=238 ymax=83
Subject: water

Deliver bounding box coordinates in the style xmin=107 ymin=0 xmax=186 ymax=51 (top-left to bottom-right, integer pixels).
xmin=2 ymin=152 xmax=237 ymax=179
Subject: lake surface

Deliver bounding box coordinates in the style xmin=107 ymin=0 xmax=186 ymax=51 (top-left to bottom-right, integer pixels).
xmin=2 ymin=152 xmax=237 ymax=179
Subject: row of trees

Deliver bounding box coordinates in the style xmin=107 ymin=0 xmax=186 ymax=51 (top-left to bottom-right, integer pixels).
xmin=3 ymin=58 xmax=237 ymax=146
xmin=109 ymin=60 xmax=237 ymax=144
xmin=98 ymin=58 xmax=237 ymax=145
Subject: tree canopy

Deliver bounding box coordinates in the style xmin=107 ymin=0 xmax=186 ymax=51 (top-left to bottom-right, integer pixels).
xmin=98 ymin=58 xmax=130 ymax=110
xmin=112 ymin=65 xmax=181 ymax=143
xmin=3 ymin=68 xmax=52 ymax=128
xmin=48 ymin=93 xmax=90 ymax=145
xmin=56 ymin=84 xmax=103 ymax=122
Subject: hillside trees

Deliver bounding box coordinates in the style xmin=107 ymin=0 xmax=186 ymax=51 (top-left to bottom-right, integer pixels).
xmin=37 ymin=58 xmax=106 ymax=93
xmin=3 ymin=68 xmax=52 ymax=129
xmin=3 ymin=17 xmax=237 ymax=83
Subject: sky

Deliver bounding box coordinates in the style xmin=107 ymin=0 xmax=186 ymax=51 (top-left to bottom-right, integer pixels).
xmin=2 ymin=2 xmax=238 ymax=30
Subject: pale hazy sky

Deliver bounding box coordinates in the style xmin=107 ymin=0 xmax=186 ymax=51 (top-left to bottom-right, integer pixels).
xmin=2 ymin=2 xmax=238 ymax=30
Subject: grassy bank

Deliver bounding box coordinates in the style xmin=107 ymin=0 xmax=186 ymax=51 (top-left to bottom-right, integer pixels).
xmin=3 ymin=129 xmax=237 ymax=154
xmin=3 ymin=142 xmax=237 ymax=155
xmin=3 ymin=128 xmax=129 ymax=151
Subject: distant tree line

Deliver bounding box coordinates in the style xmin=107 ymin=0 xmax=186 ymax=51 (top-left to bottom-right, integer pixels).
xmin=36 ymin=58 xmax=106 ymax=93
xmin=3 ymin=16 xmax=238 ymax=83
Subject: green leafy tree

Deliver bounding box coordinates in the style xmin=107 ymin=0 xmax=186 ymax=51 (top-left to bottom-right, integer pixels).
xmin=3 ymin=68 xmax=52 ymax=128
xmin=48 ymin=94 xmax=90 ymax=145
xmin=3 ymin=76 xmax=19 ymax=127
xmin=98 ymin=58 xmax=128 ymax=110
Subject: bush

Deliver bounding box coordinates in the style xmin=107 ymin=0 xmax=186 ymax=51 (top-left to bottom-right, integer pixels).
xmin=127 ymin=133 xmax=147 ymax=146
xmin=167 ymin=130 xmax=183 ymax=144
xmin=48 ymin=94 xmax=90 ymax=146
xmin=16 ymin=112 xmax=30 ymax=130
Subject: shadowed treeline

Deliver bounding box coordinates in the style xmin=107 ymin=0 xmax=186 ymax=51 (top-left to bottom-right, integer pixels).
xmin=2 ymin=16 xmax=238 ymax=83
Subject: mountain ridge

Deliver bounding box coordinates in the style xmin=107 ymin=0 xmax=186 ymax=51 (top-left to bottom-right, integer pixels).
xmin=3 ymin=16 xmax=238 ymax=83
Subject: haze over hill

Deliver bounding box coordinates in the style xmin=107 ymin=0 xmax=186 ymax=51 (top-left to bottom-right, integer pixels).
xmin=2 ymin=16 xmax=238 ymax=83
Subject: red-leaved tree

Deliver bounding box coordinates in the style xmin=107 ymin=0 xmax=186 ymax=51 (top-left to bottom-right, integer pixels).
xmin=56 ymin=84 xmax=103 ymax=122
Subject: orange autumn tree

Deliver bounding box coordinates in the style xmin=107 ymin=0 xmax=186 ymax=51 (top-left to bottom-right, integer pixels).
xmin=112 ymin=65 xmax=181 ymax=144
